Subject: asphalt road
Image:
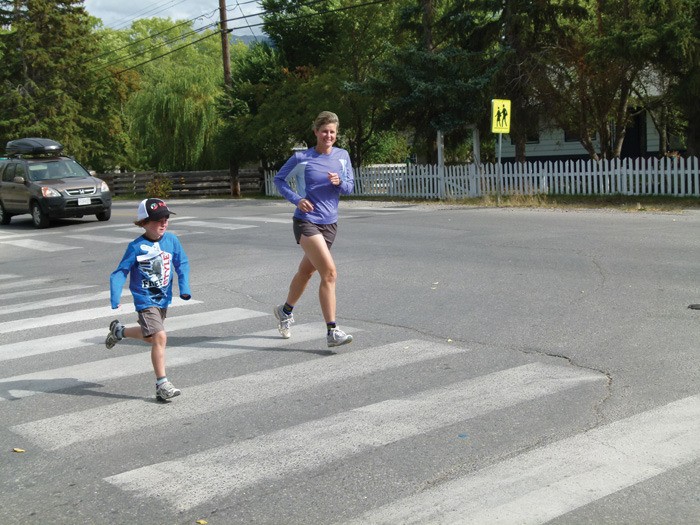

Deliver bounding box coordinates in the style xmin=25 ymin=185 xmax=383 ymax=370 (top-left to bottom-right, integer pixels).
xmin=0 ymin=198 xmax=698 ymax=524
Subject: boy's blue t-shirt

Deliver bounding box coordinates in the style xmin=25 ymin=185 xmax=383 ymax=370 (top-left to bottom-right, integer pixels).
xmin=109 ymin=231 xmax=191 ymax=311
xmin=273 ymin=147 xmax=354 ymax=224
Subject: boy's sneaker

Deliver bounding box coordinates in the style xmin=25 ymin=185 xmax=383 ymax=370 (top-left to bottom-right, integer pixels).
xmin=274 ymin=305 xmax=294 ymax=339
xmin=156 ymin=381 xmax=181 ymax=402
xmin=105 ymin=319 xmax=124 ymax=349
xmin=327 ymin=327 xmax=353 ymax=348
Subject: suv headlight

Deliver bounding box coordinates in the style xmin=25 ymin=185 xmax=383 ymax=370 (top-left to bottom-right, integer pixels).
xmin=100 ymin=181 xmax=110 ymax=192
xmin=41 ymin=187 xmax=61 ymax=197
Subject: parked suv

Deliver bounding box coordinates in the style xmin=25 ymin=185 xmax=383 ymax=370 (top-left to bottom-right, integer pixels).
xmin=0 ymin=138 xmax=111 ymax=228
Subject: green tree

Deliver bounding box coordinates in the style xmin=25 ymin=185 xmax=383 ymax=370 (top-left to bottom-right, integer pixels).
xmin=116 ymin=19 xmax=227 ymax=171
xmin=366 ymin=0 xmax=496 ymax=163
xmin=640 ymin=0 xmax=700 ymax=156
xmin=496 ymin=0 xmax=586 ymax=162
xmin=532 ymin=0 xmax=694 ymax=160
xmin=258 ymin=0 xmax=403 ymax=167
xmin=0 ymin=0 xmax=103 ymax=160
xmin=262 ymin=0 xmax=339 ymax=69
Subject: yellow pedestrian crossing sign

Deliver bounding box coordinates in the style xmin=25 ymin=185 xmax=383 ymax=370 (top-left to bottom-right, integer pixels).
xmin=491 ymin=99 xmax=511 ymax=134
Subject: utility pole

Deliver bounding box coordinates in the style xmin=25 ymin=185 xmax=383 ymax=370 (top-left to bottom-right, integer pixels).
xmin=219 ymin=0 xmax=232 ymax=88
xmin=219 ymin=0 xmax=240 ymax=196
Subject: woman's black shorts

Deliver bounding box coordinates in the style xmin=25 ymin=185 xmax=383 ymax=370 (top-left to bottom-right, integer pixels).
xmin=293 ymin=219 xmax=337 ymax=248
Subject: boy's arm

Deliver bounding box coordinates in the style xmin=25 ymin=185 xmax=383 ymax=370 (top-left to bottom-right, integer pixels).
xmin=173 ymin=237 xmax=191 ymax=300
xmin=109 ymin=245 xmax=134 ymax=308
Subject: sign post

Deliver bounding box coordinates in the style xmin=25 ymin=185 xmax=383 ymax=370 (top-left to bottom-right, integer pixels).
xmin=491 ymin=99 xmax=511 ymax=205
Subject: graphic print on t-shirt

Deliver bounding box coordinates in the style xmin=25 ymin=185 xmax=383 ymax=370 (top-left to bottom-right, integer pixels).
xmin=136 ymin=242 xmax=171 ymax=300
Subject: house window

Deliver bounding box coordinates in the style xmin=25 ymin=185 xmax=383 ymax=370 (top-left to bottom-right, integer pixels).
xmin=510 ymin=132 xmax=539 ymax=145
xmin=564 ymin=129 xmax=580 ymax=142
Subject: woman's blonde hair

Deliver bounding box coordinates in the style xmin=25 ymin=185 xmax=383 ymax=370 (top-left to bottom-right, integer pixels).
xmin=313 ymin=111 xmax=339 ymax=131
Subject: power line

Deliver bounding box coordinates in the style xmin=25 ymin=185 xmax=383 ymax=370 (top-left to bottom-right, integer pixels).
xmin=87 ymin=10 xmax=219 ymax=66
xmin=97 ymin=0 xmax=390 ymax=81
xmin=88 ymin=19 xmax=220 ymax=74
xmin=102 ymin=0 xmax=195 ymax=31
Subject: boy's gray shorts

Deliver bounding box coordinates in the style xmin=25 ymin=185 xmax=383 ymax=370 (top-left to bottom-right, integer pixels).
xmin=137 ymin=306 xmax=168 ymax=338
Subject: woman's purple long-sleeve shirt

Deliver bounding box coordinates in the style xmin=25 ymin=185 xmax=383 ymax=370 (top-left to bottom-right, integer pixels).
xmin=274 ymin=147 xmax=354 ymax=224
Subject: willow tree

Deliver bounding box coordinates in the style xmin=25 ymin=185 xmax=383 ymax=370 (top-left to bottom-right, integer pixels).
xmin=122 ymin=19 xmax=226 ymax=171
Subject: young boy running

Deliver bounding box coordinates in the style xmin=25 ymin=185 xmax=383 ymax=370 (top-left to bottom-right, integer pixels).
xmin=105 ymin=198 xmax=191 ymax=401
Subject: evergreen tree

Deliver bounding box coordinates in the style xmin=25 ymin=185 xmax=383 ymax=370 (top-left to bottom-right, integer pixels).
xmin=0 ymin=0 xmax=103 ymax=160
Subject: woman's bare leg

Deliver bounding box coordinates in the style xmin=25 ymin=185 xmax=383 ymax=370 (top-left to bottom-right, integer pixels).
xmin=297 ymin=234 xmax=337 ymax=323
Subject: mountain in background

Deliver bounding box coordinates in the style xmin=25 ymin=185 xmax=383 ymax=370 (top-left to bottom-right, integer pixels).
xmin=231 ymin=33 xmax=271 ymax=46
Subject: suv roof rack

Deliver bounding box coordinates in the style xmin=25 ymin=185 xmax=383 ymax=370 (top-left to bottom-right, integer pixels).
xmin=6 ymin=138 xmax=63 ymax=157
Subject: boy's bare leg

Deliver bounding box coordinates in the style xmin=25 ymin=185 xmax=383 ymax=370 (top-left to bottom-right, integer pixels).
xmin=122 ymin=327 xmax=168 ymax=378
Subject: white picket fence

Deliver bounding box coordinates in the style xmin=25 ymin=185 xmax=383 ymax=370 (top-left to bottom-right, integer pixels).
xmin=265 ymin=156 xmax=700 ymax=199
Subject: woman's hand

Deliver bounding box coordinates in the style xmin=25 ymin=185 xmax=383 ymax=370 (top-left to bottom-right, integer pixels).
xmin=297 ymin=198 xmax=314 ymax=212
xmin=328 ymin=172 xmax=341 ymax=186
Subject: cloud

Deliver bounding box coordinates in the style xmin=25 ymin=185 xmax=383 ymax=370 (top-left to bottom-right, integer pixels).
xmin=84 ymin=0 xmax=263 ymax=33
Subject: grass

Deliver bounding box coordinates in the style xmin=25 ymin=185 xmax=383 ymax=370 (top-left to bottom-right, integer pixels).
xmin=441 ymin=194 xmax=700 ymax=212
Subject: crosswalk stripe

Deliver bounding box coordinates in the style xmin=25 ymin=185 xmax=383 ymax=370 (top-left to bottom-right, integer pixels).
xmin=12 ymin=339 xmax=464 ymax=450
xmin=346 ymin=395 xmax=700 ymax=525
xmin=104 ymin=362 xmax=604 ymax=511
xmin=0 ymin=238 xmax=79 ymax=252
xmin=177 ymin=220 xmax=257 ymax=231
xmin=0 ymin=296 xmax=200 ymax=334
xmin=0 ymin=290 xmax=125 ymax=316
xmin=0 ymin=307 xmax=267 ymax=362
xmin=220 ymin=215 xmax=290 ymax=224
xmin=0 ymin=233 xmax=22 ymax=241
xmin=63 ymin=234 xmax=136 ymax=244
xmin=0 ymin=277 xmax=53 ymax=291
xmin=1 ymin=284 xmax=96 ymax=301
xmin=0 ymin=322 xmax=349 ymax=401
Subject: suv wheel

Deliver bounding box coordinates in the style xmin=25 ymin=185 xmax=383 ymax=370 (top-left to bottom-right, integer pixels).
xmin=0 ymin=202 xmax=11 ymax=225
xmin=96 ymin=208 xmax=111 ymax=221
xmin=31 ymin=202 xmax=50 ymax=228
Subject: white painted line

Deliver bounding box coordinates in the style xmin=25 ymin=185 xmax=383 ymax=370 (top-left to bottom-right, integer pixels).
xmin=13 ymin=339 xmax=461 ymax=450
xmin=177 ymin=220 xmax=257 ymax=231
xmin=0 ymin=238 xmax=80 ymax=252
xmin=64 ymin=234 xmax=136 ymax=244
xmin=0 ymin=307 xmax=266 ymax=362
xmin=0 ymin=233 xmax=22 ymax=241
xmin=220 ymin=216 xmax=290 ymax=224
xmin=1 ymin=284 xmax=96 ymax=301
xmin=0 ymin=274 xmax=20 ymax=280
xmin=105 ymin=362 xmax=604 ymax=511
xmin=0 ymin=296 xmax=201 ymax=334
xmin=0 ymin=290 xmax=128 ymax=316
xmin=0 ymin=277 xmax=53 ymax=291
xmin=347 ymin=395 xmax=700 ymax=525
xmin=165 ymin=216 xmax=197 ymax=222
xmin=0 ymin=322 xmax=347 ymax=401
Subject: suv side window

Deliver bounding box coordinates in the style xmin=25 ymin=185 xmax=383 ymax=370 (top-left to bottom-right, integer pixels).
xmin=15 ymin=163 xmax=28 ymax=181
xmin=3 ymin=163 xmax=16 ymax=182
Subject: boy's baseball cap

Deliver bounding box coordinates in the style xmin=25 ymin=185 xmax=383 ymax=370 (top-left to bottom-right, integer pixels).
xmin=136 ymin=198 xmax=175 ymax=221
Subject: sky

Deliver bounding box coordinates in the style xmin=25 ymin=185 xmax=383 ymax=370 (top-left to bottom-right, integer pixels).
xmin=83 ymin=0 xmax=263 ymax=34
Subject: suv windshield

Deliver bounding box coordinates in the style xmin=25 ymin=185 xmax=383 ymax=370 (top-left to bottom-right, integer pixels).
xmin=27 ymin=159 xmax=90 ymax=182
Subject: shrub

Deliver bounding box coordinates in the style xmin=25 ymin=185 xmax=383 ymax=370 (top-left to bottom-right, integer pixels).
xmin=146 ymin=174 xmax=173 ymax=198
